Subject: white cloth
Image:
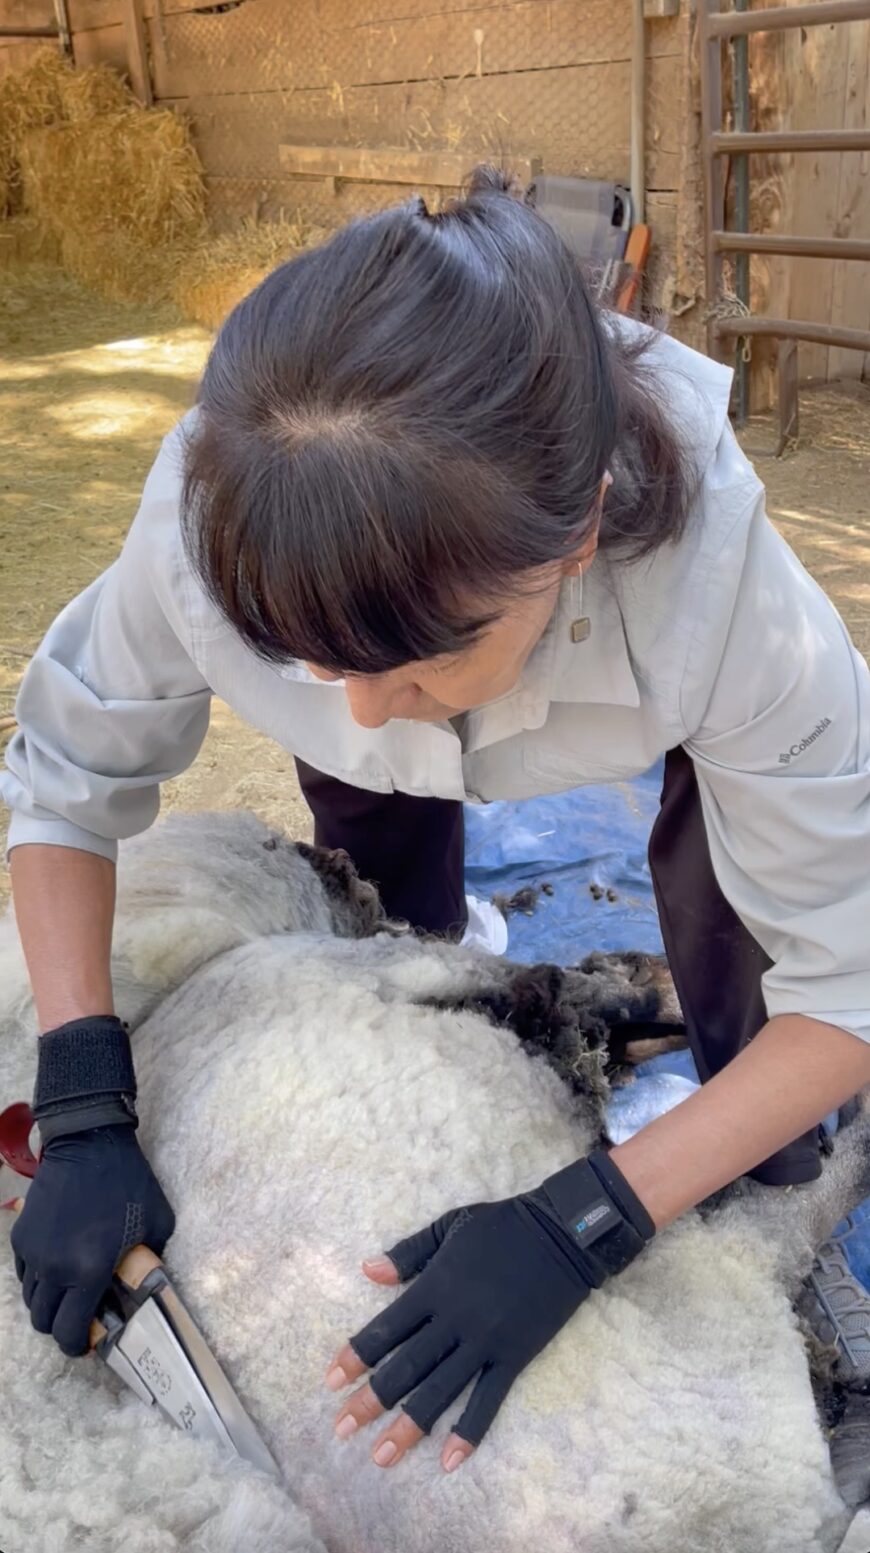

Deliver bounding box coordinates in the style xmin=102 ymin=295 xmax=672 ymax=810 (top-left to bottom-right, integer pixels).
xmin=461 ymin=894 xmax=509 ymax=956
xmin=3 ymin=326 xmax=870 ymax=1040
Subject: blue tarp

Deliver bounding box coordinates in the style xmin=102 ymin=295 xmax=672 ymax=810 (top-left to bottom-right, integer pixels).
xmin=464 ymin=768 xmax=867 ymax=1288
xmin=464 ymin=761 xmax=665 ymax=965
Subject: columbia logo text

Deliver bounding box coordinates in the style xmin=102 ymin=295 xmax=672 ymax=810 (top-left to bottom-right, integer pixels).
xmin=779 ymin=717 xmax=831 ymax=766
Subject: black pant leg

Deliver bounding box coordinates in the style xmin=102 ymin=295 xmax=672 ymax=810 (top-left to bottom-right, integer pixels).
xmin=295 ymin=759 xmax=468 ymax=938
xmin=648 ymin=746 xmax=822 ymax=1186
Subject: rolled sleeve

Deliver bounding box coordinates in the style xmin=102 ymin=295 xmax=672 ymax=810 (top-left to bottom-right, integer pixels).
xmin=1 ymin=435 xmax=212 ymax=859
xmin=6 ymin=809 xmax=121 ymax=862
xmin=683 ymin=492 xmax=870 ymax=1043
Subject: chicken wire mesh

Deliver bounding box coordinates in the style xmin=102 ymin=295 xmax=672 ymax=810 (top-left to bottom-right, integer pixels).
xmin=148 ymin=0 xmax=695 ymax=317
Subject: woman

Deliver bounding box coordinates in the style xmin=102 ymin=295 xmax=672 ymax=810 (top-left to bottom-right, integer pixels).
xmin=4 ymin=169 xmax=870 ymax=1480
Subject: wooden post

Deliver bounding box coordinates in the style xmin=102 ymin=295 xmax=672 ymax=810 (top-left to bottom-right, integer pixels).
xmin=51 ymin=0 xmax=72 ymax=57
xmin=122 ymin=0 xmax=153 ymax=108
xmin=698 ymin=0 xmax=726 ymax=358
xmin=776 ymin=339 xmax=799 ymax=456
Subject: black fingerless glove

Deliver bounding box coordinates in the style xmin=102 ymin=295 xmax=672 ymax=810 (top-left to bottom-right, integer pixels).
xmin=349 ymin=1149 xmax=655 ymax=1446
xmin=10 ymin=1016 xmax=175 ymax=1356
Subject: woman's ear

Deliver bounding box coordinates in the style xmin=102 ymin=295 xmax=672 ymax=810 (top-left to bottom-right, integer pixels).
xmin=559 ymin=470 xmax=610 ymax=577
xmin=560 ymin=522 xmax=601 ymax=578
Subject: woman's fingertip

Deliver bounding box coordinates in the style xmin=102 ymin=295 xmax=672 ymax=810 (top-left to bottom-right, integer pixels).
xmin=444 ymin=1448 xmax=467 ymax=1474
xmin=362 ymin=1255 xmax=397 ymax=1283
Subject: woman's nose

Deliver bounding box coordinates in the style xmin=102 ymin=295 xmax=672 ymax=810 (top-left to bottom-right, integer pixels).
xmin=305 ymin=664 xmax=342 ymax=683
xmin=344 ymin=677 xmax=396 ymax=729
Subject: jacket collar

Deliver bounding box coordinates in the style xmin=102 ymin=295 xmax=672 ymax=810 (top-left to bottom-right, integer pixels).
xmin=546 ymin=560 xmax=641 ymax=708
xmin=460 ymin=559 xmax=639 ymax=753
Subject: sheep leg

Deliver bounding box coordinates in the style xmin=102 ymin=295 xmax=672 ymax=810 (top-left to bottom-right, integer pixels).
xmin=407 ymin=948 xmax=683 ymax=1111
xmin=292 ymin=843 xmax=687 ymax=1067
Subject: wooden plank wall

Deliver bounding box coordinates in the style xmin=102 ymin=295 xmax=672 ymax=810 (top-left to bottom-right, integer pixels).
xmin=827 ymin=19 xmax=870 ymax=382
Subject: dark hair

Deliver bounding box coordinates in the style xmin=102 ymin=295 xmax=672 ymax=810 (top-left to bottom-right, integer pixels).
xmin=181 ymin=167 xmax=692 ymax=676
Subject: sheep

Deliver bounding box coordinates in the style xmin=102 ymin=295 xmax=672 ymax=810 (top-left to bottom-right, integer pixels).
xmin=0 ymin=809 xmax=867 ymax=1553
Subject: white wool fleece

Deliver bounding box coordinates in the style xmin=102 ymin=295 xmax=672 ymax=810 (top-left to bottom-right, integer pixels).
xmin=0 ymin=812 xmax=863 ymax=1553
xmin=0 ymin=1266 xmax=319 ymax=1553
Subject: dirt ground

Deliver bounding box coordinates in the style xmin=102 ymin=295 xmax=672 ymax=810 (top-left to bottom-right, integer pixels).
xmin=0 ymin=262 xmax=313 ymax=905
xmin=1 ymin=262 xmax=869 ymax=901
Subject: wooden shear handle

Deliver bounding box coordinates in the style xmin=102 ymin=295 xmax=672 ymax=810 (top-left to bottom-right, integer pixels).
xmin=89 ymin=1244 xmax=163 ymax=1350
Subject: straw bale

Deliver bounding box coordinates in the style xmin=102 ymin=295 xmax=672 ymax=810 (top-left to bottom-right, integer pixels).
xmin=20 ymin=110 xmax=206 ymax=248
xmin=0 ymin=214 xmax=61 ymax=270
xmin=0 ymin=53 xmax=327 ymax=330
xmin=0 ymin=49 xmax=68 ymax=217
xmin=57 ymin=63 xmax=134 ymax=123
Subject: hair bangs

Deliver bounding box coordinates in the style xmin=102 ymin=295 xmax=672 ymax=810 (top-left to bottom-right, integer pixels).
xmin=183 ymin=415 xmax=519 ymax=676
xmin=254 ymin=536 xmax=500 ymax=677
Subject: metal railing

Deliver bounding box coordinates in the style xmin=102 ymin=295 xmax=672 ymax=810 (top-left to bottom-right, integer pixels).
xmin=698 ymin=0 xmax=870 ymax=444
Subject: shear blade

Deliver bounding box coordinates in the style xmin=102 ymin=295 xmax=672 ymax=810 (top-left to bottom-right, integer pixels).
xmin=112 ymin=1296 xmax=238 ymax=1456
xmin=101 ymin=1280 xmax=279 ymax=1479
xmin=151 ymin=1279 xmax=281 ymax=1479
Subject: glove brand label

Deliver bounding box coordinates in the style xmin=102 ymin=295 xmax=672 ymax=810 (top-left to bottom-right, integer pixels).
xmin=573 ymin=1198 xmax=619 ymax=1247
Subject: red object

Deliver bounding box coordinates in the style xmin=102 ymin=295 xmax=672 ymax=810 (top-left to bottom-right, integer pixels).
xmin=0 ymin=1102 xmax=39 ymax=1207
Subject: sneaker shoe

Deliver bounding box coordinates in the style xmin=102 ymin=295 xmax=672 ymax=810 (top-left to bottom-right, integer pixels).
xmin=800 ymin=1237 xmax=870 ymax=1385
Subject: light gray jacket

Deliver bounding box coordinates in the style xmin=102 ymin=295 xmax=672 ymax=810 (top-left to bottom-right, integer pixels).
xmin=3 ymin=329 xmax=869 ymax=1040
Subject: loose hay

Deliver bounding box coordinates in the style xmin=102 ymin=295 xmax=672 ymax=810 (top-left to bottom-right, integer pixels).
xmin=58 ymin=227 xmax=186 ymax=305
xmin=171 ymin=216 xmax=326 ymax=329
xmin=56 ymin=215 xmax=325 ymax=324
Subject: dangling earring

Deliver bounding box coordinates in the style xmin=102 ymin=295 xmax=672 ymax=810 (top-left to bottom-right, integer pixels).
xmin=570 ymin=565 xmax=591 ymax=643
xmin=570 ymin=470 xmax=608 ymax=643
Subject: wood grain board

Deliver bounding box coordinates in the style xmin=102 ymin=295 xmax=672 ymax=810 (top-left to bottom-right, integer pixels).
xmin=148 ymin=0 xmax=680 ymax=99
xmin=167 ymin=53 xmax=681 ymax=188
xmin=278 ymin=144 xmax=541 ymax=186
xmin=828 ymin=18 xmax=870 ymax=380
